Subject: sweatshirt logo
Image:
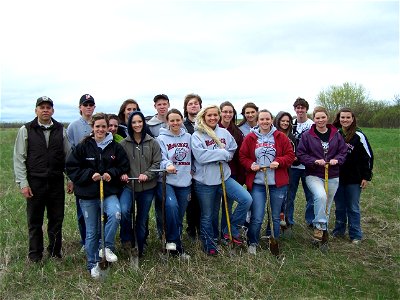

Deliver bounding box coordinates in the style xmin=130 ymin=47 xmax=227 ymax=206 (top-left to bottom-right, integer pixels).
xmin=85 ymin=157 xmax=95 ymax=160
xmin=255 ymin=142 xmax=276 ymax=166
xmin=205 ymin=138 xmax=226 ymax=147
xmin=110 ymin=155 xmax=115 ymax=160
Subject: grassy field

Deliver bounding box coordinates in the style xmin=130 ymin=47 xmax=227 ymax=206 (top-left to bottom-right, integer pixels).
xmin=0 ymin=127 xmax=399 ymax=299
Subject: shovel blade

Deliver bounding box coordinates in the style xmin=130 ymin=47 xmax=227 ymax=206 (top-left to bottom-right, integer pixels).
xmin=130 ymin=248 xmax=139 ymax=270
xmin=269 ymin=238 xmax=280 ymax=257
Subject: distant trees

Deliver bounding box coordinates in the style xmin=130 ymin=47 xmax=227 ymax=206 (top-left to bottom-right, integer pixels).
xmin=316 ymin=82 xmax=399 ymax=128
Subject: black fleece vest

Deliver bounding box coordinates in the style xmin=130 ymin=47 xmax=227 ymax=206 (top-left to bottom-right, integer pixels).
xmin=25 ymin=118 xmax=65 ymax=178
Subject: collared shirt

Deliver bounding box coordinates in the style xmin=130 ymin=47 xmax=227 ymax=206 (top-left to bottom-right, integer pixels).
xmin=13 ymin=122 xmax=71 ymax=189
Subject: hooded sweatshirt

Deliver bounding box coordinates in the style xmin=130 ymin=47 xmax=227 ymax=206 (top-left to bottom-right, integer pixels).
xmin=147 ymin=114 xmax=167 ymax=137
xmin=191 ymin=124 xmax=236 ymax=185
xmin=251 ymin=126 xmax=278 ymax=185
xmin=119 ymin=111 xmax=161 ymax=192
xmin=239 ymin=126 xmax=295 ymax=191
xmin=156 ymin=127 xmax=192 ymax=187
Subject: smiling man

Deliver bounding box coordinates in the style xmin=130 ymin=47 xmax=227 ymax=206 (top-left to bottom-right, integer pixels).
xmin=147 ymin=94 xmax=171 ymax=137
xmin=14 ymin=96 xmax=72 ymax=262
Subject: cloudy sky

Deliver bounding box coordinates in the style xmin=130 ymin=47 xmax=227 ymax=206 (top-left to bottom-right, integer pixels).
xmin=0 ymin=0 xmax=398 ymax=122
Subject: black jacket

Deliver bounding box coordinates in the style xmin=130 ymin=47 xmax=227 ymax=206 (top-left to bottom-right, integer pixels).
xmin=339 ymin=129 xmax=374 ymax=184
xmin=66 ymin=136 xmax=129 ymax=199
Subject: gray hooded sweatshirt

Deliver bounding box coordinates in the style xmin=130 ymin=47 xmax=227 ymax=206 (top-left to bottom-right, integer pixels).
xmin=156 ymin=127 xmax=192 ymax=187
xmin=252 ymin=125 xmax=277 ymax=185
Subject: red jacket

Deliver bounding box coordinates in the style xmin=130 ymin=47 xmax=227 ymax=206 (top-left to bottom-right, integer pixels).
xmin=239 ymin=130 xmax=295 ymax=190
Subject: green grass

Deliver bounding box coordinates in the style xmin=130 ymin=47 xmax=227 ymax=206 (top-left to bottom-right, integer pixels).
xmin=1 ymin=127 xmax=399 ymax=299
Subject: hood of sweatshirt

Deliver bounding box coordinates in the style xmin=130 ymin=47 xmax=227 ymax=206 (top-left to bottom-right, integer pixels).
xmin=95 ymin=132 xmax=113 ymax=150
xmin=158 ymin=127 xmax=187 ymax=138
xmin=127 ymin=111 xmax=148 ymax=144
xmin=147 ymin=114 xmax=164 ymax=126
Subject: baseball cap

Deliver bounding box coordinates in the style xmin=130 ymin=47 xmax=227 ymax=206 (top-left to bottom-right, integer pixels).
xmin=153 ymin=94 xmax=169 ymax=102
xmin=79 ymin=94 xmax=95 ymax=105
xmin=36 ymin=96 xmax=53 ymax=107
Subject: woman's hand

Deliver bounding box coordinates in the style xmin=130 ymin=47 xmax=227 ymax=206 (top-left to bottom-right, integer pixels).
xmin=138 ymin=174 xmax=148 ymax=183
xmin=314 ymin=159 xmax=326 ymax=166
xmin=102 ymin=172 xmax=111 ymax=182
xmin=251 ymin=162 xmax=260 ymax=172
xmin=166 ymin=164 xmax=177 ymax=174
xmin=360 ymin=179 xmax=369 ymax=189
xmin=120 ymin=174 xmax=129 ymax=182
xmin=329 ymin=159 xmax=338 ymax=166
xmin=92 ymin=172 xmax=102 ymax=181
xmin=270 ymin=161 xmax=279 ymax=169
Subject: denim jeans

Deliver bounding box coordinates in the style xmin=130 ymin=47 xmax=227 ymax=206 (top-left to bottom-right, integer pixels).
xmin=79 ymin=195 xmax=121 ymax=270
xmin=305 ymin=176 xmax=339 ymax=231
xmin=75 ymin=196 xmax=86 ymax=246
xmin=119 ymin=187 xmax=154 ymax=255
xmin=194 ymin=178 xmax=252 ymax=252
xmin=156 ymin=183 xmax=190 ymax=253
xmin=333 ymin=183 xmax=363 ymax=240
xmin=248 ymin=183 xmax=288 ymax=244
xmin=287 ymin=168 xmax=315 ymax=225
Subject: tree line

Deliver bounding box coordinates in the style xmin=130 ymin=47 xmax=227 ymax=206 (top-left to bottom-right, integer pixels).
xmin=1 ymin=82 xmax=399 ymax=129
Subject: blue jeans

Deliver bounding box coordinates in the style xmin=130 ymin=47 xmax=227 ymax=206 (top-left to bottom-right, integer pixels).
xmin=194 ymin=178 xmax=252 ymax=252
xmin=75 ymin=196 xmax=86 ymax=246
xmin=305 ymin=176 xmax=339 ymax=231
xmin=119 ymin=187 xmax=154 ymax=255
xmin=333 ymin=183 xmax=362 ymax=240
xmin=287 ymin=168 xmax=314 ymax=225
xmin=79 ymin=195 xmax=121 ymax=270
xmin=248 ymin=184 xmax=288 ymax=244
xmin=156 ymin=183 xmax=190 ymax=253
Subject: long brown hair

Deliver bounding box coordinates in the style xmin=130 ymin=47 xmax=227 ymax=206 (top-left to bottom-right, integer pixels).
xmin=238 ymin=102 xmax=259 ymax=127
xmin=219 ymin=101 xmax=243 ymax=141
xmin=118 ymin=99 xmax=140 ymax=124
xmin=333 ymin=108 xmax=357 ymax=142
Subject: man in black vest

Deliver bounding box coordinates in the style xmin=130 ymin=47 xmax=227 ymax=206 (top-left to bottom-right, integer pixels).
xmin=13 ymin=96 xmax=73 ymax=262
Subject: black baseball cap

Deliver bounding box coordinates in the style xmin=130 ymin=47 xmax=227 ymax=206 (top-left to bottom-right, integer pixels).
xmin=36 ymin=96 xmax=53 ymax=107
xmin=153 ymin=94 xmax=169 ymax=102
xmin=79 ymin=94 xmax=95 ymax=105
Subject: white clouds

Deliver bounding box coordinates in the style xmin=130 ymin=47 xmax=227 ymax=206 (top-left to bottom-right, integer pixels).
xmin=0 ymin=0 xmax=398 ymax=122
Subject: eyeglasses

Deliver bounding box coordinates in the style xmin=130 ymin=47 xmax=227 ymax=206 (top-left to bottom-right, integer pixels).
xmin=82 ymin=103 xmax=95 ymax=107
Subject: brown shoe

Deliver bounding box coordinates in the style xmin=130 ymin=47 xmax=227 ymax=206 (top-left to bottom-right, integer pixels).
xmin=313 ymin=229 xmax=323 ymax=241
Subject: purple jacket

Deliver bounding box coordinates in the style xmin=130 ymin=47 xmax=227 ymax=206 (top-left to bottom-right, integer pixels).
xmin=297 ymin=124 xmax=347 ymax=179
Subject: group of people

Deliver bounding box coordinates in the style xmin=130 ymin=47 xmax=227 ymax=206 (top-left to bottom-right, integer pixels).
xmin=13 ymin=93 xmax=374 ymax=279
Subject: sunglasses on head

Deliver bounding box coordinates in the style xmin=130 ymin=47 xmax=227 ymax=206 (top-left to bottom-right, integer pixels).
xmin=82 ymin=103 xmax=95 ymax=107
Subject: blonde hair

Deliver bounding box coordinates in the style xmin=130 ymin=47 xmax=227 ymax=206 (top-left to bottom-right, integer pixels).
xmin=195 ymin=105 xmax=224 ymax=148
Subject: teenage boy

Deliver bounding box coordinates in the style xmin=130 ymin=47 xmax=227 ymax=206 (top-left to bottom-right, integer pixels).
xmin=67 ymin=94 xmax=96 ymax=250
xmin=14 ymin=96 xmax=73 ymax=262
xmin=147 ymin=94 xmax=170 ymax=137
xmin=182 ymin=93 xmax=202 ymax=240
xmin=286 ymin=97 xmax=314 ymax=229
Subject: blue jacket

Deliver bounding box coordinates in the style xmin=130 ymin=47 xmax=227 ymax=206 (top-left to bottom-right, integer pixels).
xmin=297 ymin=124 xmax=347 ymax=179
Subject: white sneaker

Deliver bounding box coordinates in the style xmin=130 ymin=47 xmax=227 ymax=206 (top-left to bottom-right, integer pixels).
xmin=179 ymin=253 xmax=191 ymax=261
xmin=351 ymin=239 xmax=361 ymax=245
xmin=248 ymin=244 xmax=257 ymax=255
xmin=99 ymin=247 xmax=118 ymax=262
xmin=90 ymin=263 xmax=100 ymax=279
xmin=80 ymin=245 xmax=85 ymax=253
xmin=166 ymin=242 xmax=177 ymax=251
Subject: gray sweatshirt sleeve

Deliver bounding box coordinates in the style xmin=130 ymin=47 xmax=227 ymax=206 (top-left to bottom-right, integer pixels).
xmin=13 ymin=126 xmax=29 ymax=189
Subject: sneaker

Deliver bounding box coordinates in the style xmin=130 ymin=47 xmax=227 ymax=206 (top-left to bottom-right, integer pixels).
xmin=90 ymin=263 xmax=100 ymax=279
xmin=313 ymin=229 xmax=323 ymax=241
xmin=80 ymin=245 xmax=85 ymax=253
xmin=207 ymin=249 xmax=218 ymax=256
xmin=166 ymin=242 xmax=177 ymax=251
xmin=99 ymin=247 xmax=118 ymax=263
xmin=178 ymin=252 xmax=191 ymax=261
xmin=351 ymin=239 xmax=361 ymax=245
xmin=279 ymin=213 xmax=287 ymax=227
xmin=248 ymin=244 xmax=257 ymax=255
xmin=223 ymin=234 xmax=243 ymax=246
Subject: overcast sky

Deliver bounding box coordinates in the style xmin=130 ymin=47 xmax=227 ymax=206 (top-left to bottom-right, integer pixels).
xmin=0 ymin=0 xmax=398 ymax=122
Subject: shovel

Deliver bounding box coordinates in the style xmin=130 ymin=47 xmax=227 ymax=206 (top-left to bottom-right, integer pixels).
xmin=99 ymin=177 xmax=110 ymax=278
xmin=320 ymin=163 xmax=330 ymax=251
xmin=150 ymin=169 xmax=169 ymax=258
xmin=263 ymin=167 xmax=280 ymax=256
xmin=127 ymin=177 xmax=140 ymax=270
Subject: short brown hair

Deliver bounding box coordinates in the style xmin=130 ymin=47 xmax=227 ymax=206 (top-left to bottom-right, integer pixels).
xmin=293 ymin=97 xmax=309 ymax=110
xmin=183 ymin=93 xmax=202 ymax=118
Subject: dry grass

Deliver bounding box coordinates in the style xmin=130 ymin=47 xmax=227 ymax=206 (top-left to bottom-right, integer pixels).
xmin=0 ymin=128 xmax=399 ymax=299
